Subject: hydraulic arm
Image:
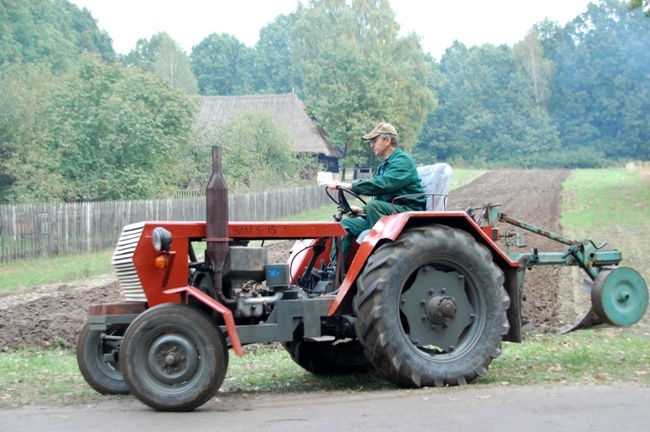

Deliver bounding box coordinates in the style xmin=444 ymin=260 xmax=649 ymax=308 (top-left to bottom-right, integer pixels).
xmin=469 ymin=204 xmax=648 ymax=332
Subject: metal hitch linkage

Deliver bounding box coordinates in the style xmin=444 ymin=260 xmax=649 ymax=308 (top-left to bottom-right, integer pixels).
xmin=476 ymin=204 xmax=648 ymax=332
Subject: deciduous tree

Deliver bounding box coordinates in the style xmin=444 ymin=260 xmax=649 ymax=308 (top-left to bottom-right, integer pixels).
xmin=0 ymin=63 xmax=66 ymax=202
xmin=417 ymin=42 xmax=560 ymax=167
xmin=54 ymin=55 xmax=198 ymax=201
xmin=292 ymin=0 xmax=436 ymax=170
xmin=254 ymin=14 xmax=303 ymax=94
xmin=512 ymin=29 xmax=555 ymax=112
xmin=123 ymin=32 xmax=198 ymax=95
xmin=190 ymin=33 xmax=255 ymax=95
xmin=193 ymin=109 xmax=307 ymax=191
xmin=628 ymin=0 xmax=650 ymax=16
xmin=0 ymin=0 xmax=115 ymax=72
xmin=545 ymin=0 xmax=650 ymax=162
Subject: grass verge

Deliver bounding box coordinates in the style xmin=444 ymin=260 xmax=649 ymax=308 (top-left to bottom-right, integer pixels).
xmin=482 ymin=329 xmax=650 ymax=385
xmin=560 ymin=165 xmax=649 ymax=329
xmin=0 ymin=250 xmax=114 ymax=296
xmin=1 ymin=329 xmax=647 ymax=408
xmin=561 ymin=166 xmax=649 ymax=232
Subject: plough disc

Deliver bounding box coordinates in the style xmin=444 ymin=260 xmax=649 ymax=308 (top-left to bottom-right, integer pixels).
xmin=563 ymin=267 xmax=648 ymax=333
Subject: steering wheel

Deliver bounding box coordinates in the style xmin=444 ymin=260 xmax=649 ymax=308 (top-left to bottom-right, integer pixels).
xmin=325 ymin=186 xmax=367 ymax=219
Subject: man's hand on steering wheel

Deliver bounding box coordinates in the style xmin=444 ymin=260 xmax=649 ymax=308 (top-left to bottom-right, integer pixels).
xmin=325 ymin=182 xmax=367 ymax=221
xmin=326 ymin=181 xmax=352 ymax=191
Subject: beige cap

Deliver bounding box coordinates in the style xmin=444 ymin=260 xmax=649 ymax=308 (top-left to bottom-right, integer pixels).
xmin=362 ymin=122 xmax=398 ymax=140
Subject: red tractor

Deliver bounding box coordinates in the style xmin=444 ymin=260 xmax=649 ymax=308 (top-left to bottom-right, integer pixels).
xmin=77 ymin=147 xmax=648 ymax=411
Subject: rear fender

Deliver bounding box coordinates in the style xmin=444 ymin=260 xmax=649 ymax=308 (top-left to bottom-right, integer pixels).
xmin=327 ymin=211 xmax=520 ymax=316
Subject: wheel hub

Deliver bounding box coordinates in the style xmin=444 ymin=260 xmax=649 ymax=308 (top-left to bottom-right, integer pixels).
xmin=147 ymin=333 xmax=200 ymax=384
xmin=164 ymin=351 xmax=182 ymax=366
xmin=400 ymin=266 xmax=475 ymax=353
xmin=426 ymin=296 xmax=457 ymax=323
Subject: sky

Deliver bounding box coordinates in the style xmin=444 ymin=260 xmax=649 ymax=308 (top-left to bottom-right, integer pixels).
xmin=68 ymin=0 xmax=596 ymax=60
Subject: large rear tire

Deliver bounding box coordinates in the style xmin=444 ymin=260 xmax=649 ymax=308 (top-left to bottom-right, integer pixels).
xmin=121 ymin=303 xmax=228 ymax=411
xmin=76 ymin=323 xmax=129 ymax=395
xmin=354 ymin=225 xmax=510 ymax=387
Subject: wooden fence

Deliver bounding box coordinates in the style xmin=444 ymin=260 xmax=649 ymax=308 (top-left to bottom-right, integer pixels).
xmin=0 ymin=185 xmax=330 ymax=263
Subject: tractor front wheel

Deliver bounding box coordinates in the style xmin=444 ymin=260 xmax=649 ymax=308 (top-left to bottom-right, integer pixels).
xmin=76 ymin=323 xmax=129 ymax=395
xmin=354 ymin=225 xmax=510 ymax=387
xmin=121 ymin=303 xmax=228 ymax=411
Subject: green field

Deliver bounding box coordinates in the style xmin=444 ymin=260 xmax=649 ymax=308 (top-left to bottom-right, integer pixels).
xmin=0 ymin=250 xmax=114 ymax=295
xmin=0 ymin=166 xmax=648 ymax=408
xmin=561 ymin=165 xmax=650 ymax=284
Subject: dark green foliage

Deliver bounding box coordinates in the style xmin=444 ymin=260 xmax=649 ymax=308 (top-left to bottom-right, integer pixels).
xmin=0 ymin=0 xmax=115 ymax=72
xmin=0 ymin=1 xmax=199 ymax=203
xmin=0 ymin=55 xmax=197 ymax=203
xmin=416 ymin=42 xmax=561 ymax=167
xmin=54 ymin=56 xmax=197 ymax=201
xmin=190 ymin=33 xmax=256 ymax=95
xmin=544 ymin=0 xmax=649 ymax=162
xmin=122 ymin=32 xmax=198 ymax=95
xmin=534 ymin=148 xmax=609 ymax=169
xmin=0 ymin=63 xmax=66 ymax=202
xmin=628 ymin=0 xmax=650 ymax=16
xmin=416 ymin=0 xmax=648 ymax=168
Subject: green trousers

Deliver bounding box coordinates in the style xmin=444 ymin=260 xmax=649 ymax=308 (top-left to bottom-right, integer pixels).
xmin=333 ymin=200 xmax=411 ymax=267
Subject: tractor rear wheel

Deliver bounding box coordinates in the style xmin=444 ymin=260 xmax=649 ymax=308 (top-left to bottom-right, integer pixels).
xmin=354 ymin=225 xmax=510 ymax=387
xmin=121 ymin=303 xmax=228 ymax=411
xmin=76 ymin=323 xmax=129 ymax=395
xmin=283 ymin=336 xmax=372 ymax=375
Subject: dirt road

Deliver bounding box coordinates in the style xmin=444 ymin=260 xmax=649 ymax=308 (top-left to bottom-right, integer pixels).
xmin=2 ymin=384 xmax=649 ymax=432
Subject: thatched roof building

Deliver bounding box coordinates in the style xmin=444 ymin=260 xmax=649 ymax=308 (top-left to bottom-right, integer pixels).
xmin=197 ymin=94 xmax=342 ymax=173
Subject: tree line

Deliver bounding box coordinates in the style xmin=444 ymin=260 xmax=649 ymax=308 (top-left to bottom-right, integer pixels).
xmin=0 ymin=0 xmax=648 ymax=204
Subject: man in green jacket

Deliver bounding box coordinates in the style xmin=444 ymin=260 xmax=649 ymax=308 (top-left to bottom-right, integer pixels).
xmin=327 ymin=122 xmax=425 ymax=267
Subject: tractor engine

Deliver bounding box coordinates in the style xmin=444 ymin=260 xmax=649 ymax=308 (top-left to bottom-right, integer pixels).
xmin=192 ymin=242 xmax=336 ymax=320
xmin=216 ymin=245 xmax=291 ymax=319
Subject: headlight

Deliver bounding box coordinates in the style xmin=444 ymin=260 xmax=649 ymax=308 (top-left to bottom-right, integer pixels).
xmin=152 ymin=227 xmax=173 ymax=252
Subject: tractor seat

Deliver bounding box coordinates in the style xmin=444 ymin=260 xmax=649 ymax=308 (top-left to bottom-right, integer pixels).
xmin=417 ymin=163 xmax=453 ymax=211
xmin=356 ymin=163 xmax=453 ymax=244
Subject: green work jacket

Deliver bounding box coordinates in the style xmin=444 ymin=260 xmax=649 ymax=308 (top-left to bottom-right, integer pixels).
xmin=351 ymin=148 xmax=425 ymax=211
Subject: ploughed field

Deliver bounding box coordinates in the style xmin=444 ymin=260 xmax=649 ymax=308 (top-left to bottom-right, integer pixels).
xmin=0 ymin=170 xmax=575 ymax=350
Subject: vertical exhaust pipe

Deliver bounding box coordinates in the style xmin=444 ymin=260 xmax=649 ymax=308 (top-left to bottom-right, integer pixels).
xmin=206 ymin=146 xmax=231 ymax=304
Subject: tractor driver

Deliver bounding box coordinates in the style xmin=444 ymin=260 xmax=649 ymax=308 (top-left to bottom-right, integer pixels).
xmin=327 ymin=122 xmax=426 ymax=268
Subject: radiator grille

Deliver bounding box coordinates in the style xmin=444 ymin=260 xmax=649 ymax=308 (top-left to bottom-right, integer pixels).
xmin=112 ymin=222 xmax=146 ymax=302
